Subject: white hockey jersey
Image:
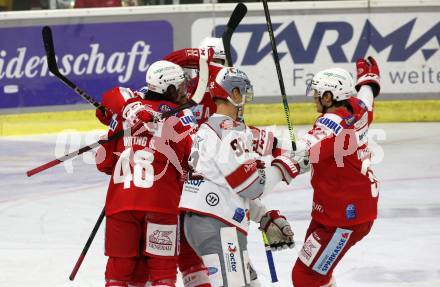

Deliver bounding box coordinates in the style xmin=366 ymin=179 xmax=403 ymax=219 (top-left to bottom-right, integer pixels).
xmin=179 ymin=114 xmax=269 ymax=234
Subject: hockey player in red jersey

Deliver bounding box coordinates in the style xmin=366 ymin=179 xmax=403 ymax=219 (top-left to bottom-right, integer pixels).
xmin=96 ymin=60 xmax=198 ymax=287
xmin=291 ymin=57 xmax=381 ymax=287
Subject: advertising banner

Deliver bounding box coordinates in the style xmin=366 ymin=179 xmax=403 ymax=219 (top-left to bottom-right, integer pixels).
xmin=0 ymin=21 xmax=173 ymax=109
xmin=192 ymin=13 xmax=440 ymax=99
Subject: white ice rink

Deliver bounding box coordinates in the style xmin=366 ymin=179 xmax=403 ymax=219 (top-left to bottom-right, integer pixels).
xmin=1 ymin=123 xmax=439 ymax=287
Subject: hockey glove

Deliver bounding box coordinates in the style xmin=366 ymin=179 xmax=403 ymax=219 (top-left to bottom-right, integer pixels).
xmin=122 ymin=99 xmax=157 ymax=135
xmin=250 ymin=126 xmax=275 ymax=157
xmin=95 ymin=108 xmax=112 ymax=126
xmin=163 ymin=48 xmax=214 ymax=70
xmin=259 ymin=210 xmax=294 ymax=251
xmin=271 ymin=153 xmax=310 ymax=184
xmin=355 ymin=56 xmax=381 ymax=97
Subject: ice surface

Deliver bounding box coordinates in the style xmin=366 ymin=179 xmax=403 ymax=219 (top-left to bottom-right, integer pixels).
xmin=1 ymin=123 xmax=439 ymax=286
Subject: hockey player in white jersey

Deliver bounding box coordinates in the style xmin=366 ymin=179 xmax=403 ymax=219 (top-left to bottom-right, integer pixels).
xmin=179 ymin=67 xmax=310 ymax=287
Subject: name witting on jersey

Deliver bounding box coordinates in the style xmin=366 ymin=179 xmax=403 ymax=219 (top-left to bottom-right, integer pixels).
xmin=123 ymin=136 xmax=149 ymax=147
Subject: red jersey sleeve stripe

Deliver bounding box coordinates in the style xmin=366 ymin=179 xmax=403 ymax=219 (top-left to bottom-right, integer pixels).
xmin=225 ymin=160 xmax=258 ymax=189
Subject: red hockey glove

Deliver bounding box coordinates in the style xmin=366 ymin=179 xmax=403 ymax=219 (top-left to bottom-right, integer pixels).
xmin=122 ymin=99 xmax=156 ymax=135
xmin=164 ymin=48 xmax=215 ymax=69
xmin=355 ymin=56 xmax=381 ymax=97
xmin=259 ymin=210 xmax=295 ymax=251
xmin=271 ymin=153 xmax=310 ymax=184
xmin=95 ymin=108 xmax=112 ymax=126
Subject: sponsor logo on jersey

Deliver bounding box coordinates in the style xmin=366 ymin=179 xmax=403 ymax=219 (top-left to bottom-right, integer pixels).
xmin=180 ymin=114 xmax=197 ymax=126
xmin=313 ymin=228 xmax=352 ymax=275
xmin=345 ymin=204 xmax=357 ymax=220
xmin=299 ymin=233 xmax=322 ymax=267
xmin=226 ymin=242 xmax=238 ymax=272
xmin=185 ymin=179 xmax=205 ymax=187
xmin=207 ymin=266 xmax=219 ymax=276
xmin=148 ymin=230 xmax=173 ymax=251
xmin=316 ymin=117 xmax=343 ymax=135
xmin=205 ymin=192 xmax=219 ymax=206
xmin=232 ymin=208 xmax=245 ymax=223
xmin=244 ymin=161 xmax=257 ymax=173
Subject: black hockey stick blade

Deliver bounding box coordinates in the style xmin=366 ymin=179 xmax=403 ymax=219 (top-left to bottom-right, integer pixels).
xmin=222 ymin=3 xmax=247 ymax=67
xmin=42 ymin=26 xmax=61 ymax=76
xmin=42 ymin=26 xmax=102 ymax=110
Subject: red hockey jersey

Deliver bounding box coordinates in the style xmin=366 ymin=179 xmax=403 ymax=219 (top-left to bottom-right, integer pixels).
xmin=297 ymin=97 xmax=378 ymax=226
xmin=96 ymin=99 xmax=195 ymax=216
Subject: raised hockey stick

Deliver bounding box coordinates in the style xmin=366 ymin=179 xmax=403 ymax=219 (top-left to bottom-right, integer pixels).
xmin=222 ymin=3 xmax=247 ymax=67
xmin=42 ymin=26 xmax=105 ymax=112
xmin=26 ymin=36 xmax=210 ymax=178
xmin=69 ymin=207 xmax=105 ymax=281
xmin=262 ymin=0 xmax=297 ymax=151
xmin=262 ymin=232 xmax=279 ymax=283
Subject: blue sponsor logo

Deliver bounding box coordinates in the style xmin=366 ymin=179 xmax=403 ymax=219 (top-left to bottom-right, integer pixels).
xmin=0 ymin=21 xmax=172 ymax=109
xmin=313 ymin=228 xmax=352 ymax=275
xmin=214 ymin=19 xmax=440 ymax=65
xmin=185 ymin=179 xmax=204 ymax=187
xmin=232 ymin=208 xmax=245 ymax=223
xmin=317 ymin=117 xmax=342 ymax=135
xmin=345 ymin=204 xmax=356 ymax=220
xmin=207 ymin=266 xmax=218 ymax=275
xmin=180 ymin=115 xmax=197 ymax=126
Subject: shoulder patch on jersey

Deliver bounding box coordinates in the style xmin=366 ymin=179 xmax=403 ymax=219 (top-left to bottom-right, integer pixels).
xmin=180 ymin=114 xmax=197 ymax=126
xmin=219 ymin=119 xmax=241 ymax=130
xmin=159 ymin=103 xmax=172 ymax=112
xmin=316 ymin=114 xmax=343 ymax=135
xmin=109 ymin=114 xmax=118 ymax=131
xmin=343 ymin=115 xmax=355 ymax=127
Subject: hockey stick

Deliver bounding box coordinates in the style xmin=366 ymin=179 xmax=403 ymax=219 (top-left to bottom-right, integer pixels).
xmin=42 ymin=26 xmax=104 ymax=111
xmin=262 ymin=0 xmax=297 ymax=151
xmin=222 ymin=3 xmax=247 ymax=67
xmin=26 ymin=38 xmax=210 ymax=178
xmin=69 ymin=207 xmax=105 ymax=281
xmin=262 ymin=232 xmax=279 ymax=283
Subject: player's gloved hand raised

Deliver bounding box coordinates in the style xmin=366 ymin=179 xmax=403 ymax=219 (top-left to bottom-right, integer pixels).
xmin=122 ymin=99 xmax=156 ymax=135
xmin=271 ymin=152 xmax=310 ymax=184
xmin=250 ymin=126 xmax=275 ymax=157
xmin=355 ymin=56 xmax=380 ymax=97
xmin=95 ymin=108 xmax=112 ymax=126
xmin=259 ymin=210 xmax=295 ymax=251
xmin=164 ymin=48 xmax=214 ymax=69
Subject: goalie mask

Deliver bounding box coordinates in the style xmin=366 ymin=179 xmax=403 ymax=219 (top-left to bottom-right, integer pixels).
xmin=146 ymin=60 xmax=187 ymax=95
xmin=306 ymin=68 xmax=356 ymax=101
xmin=209 ymin=67 xmax=254 ymax=108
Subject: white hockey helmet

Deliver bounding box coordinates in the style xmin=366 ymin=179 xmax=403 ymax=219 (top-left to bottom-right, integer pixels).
xmin=145 ymin=60 xmax=186 ymax=94
xmin=199 ymin=37 xmax=226 ymax=63
xmin=306 ymin=68 xmax=356 ymax=101
xmin=209 ymin=67 xmax=253 ymax=107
